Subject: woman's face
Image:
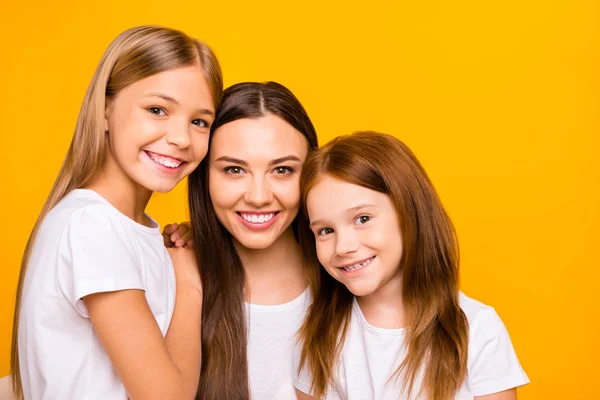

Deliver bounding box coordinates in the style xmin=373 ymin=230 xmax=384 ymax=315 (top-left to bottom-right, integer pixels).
xmin=208 ymin=114 xmax=309 ymax=249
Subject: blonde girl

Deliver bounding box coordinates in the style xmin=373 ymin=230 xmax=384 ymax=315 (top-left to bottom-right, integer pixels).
xmin=9 ymin=26 xmax=222 ymax=400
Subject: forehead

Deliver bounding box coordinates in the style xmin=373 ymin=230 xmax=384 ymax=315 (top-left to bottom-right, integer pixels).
xmin=307 ymin=175 xmax=389 ymax=219
xmin=121 ymin=66 xmax=214 ymax=110
xmin=210 ymin=114 xmax=308 ymax=160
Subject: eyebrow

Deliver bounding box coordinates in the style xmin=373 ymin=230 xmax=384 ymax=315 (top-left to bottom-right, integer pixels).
xmin=214 ymin=156 xmax=248 ymax=166
xmin=309 ymin=203 xmax=378 ymax=228
xmin=213 ymin=155 xmax=302 ymax=167
xmin=143 ymin=93 xmax=215 ymax=116
xmin=269 ymin=155 xmax=301 ymax=166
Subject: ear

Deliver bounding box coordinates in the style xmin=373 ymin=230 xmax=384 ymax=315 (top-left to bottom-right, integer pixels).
xmin=104 ymin=101 xmax=112 ymax=132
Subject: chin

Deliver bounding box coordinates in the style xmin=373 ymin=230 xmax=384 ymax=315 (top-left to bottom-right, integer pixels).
xmin=235 ymin=236 xmax=279 ymax=250
xmin=146 ymin=183 xmax=179 ymax=193
xmin=342 ymin=281 xmax=379 ymax=297
xmin=135 ymin=176 xmax=182 ymax=193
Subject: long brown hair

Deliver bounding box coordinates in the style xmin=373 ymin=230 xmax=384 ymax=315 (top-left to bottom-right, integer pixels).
xmin=10 ymin=25 xmax=223 ymax=400
xmin=297 ymin=131 xmax=469 ymax=399
xmin=188 ymin=82 xmax=318 ymax=399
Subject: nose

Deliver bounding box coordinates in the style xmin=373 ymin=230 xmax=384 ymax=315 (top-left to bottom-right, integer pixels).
xmin=165 ymin=120 xmax=191 ymax=148
xmin=244 ymin=175 xmax=274 ymax=207
xmin=335 ymin=229 xmax=360 ymax=256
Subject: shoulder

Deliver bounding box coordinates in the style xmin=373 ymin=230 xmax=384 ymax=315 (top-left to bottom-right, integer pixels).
xmin=459 ymin=292 xmax=500 ymax=327
xmin=458 ymin=295 xmax=530 ymax=393
xmin=459 ymin=292 xmax=513 ymax=355
xmin=43 ymin=190 xmax=118 ymax=231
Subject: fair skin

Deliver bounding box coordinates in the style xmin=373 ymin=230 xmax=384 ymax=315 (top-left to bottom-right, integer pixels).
xmin=297 ymin=175 xmax=517 ymax=400
xmin=83 ymin=64 xmax=215 ymax=400
xmin=208 ymin=114 xmax=308 ymax=304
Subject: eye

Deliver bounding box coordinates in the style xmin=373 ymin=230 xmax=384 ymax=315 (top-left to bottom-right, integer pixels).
xmin=317 ymin=227 xmax=334 ymax=236
xmin=224 ymin=166 xmax=245 ymax=175
xmin=147 ymin=107 xmax=166 ymax=116
xmin=192 ymin=119 xmax=210 ymax=128
xmin=273 ymin=166 xmax=295 ymax=175
xmin=355 ymin=215 xmax=371 ymax=225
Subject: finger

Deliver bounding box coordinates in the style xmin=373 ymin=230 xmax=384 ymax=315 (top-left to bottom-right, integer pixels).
xmin=163 ymin=223 xmax=179 ymax=235
xmin=176 ymin=223 xmax=191 ymax=236
xmin=178 ymin=229 xmax=192 ymax=244
xmin=175 ymin=239 xmax=185 ymax=248
xmin=163 ymin=224 xmax=177 ymax=247
xmin=186 ymin=239 xmax=194 ymax=248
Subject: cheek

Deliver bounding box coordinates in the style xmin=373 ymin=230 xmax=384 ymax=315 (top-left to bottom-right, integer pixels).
xmin=209 ymin=173 xmax=242 ymax=210
xmin=315 ymin=240 xmax=333 ymax=268
xmin=190 ymin=135 xmax=210 ymax=162
xmin=274 ymin=179 xmax=301 ymax=209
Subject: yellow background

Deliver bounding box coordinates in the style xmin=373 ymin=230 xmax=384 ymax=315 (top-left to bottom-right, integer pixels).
xmin=1 ymin=1 xmax=598 ymax=398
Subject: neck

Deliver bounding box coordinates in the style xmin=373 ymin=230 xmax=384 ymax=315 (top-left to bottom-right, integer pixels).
xmin=357 ymin=269 xmax=405 ymax=329
xmin=86 ymin=155 xmax=153 ymax=226
xmin=235 ymin=227 xmax=307 ymax=305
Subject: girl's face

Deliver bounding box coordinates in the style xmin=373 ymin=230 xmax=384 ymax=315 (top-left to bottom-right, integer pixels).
xmin=306 ymin=175 xmax=404 ymax=297
xmin=209 ymin=114 xmax=309 ymax=250
xmin=104 ymin=65 xmax=215 ymax=193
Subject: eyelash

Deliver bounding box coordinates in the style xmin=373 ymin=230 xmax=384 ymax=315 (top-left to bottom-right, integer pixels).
xmin=273 ymin=166 xmax=295 ymax=175
xmin=147 ymin=107 xmax=166 ymax=116
xmin=317 ymin=227 xmax=334 ymax=236
xmin=147 ymin=107 xmax=210 ymax=128
xmin=222 ymin=166 xmax=296 ymax=175
xmin=192 ymin=119 xmax=210 ymax=128
xmin=224 ymin=166 xmax=245 ymax=175
xmin=316 ymin=215 xmax=371 ymax=236
xmin=355 ymin=215 xmax=371 ymax=225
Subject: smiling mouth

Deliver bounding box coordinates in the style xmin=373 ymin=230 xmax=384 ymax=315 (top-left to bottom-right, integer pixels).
xmin=338 ymin=256 xmax=376 ymax=272
xmin=145 ymin=150 xmax=185 ymax=169
xmin=236 ymin=211 xmax=280 ymax=224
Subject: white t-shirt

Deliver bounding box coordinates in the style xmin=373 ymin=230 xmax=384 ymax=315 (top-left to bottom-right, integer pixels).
xmin=295 ymin=292 xmax=529 ymax=399
xmin=247 ymin=288 xmax=311 ymax=400
xmin=18 ymin=189 xmax=176 ymax=400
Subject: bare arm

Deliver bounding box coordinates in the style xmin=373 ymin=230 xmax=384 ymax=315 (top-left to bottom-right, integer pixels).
xmin=475 ymin=388 xmax=517 ymax=400
xmin=296 ymin=388 xmax=319 ymax=400
xmin=84 ymin=247 xmax=202 ymax=400
xmin=0 ymin=375 xmax=15 ymax=400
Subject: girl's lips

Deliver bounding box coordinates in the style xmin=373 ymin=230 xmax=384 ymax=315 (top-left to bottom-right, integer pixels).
xmin=236 ymin=211 xmax=280 ymax=230
xmin=143 ymin=150 xmax=186 ymax=175
xmin=338 ymin=256 xmax=376 ymax=277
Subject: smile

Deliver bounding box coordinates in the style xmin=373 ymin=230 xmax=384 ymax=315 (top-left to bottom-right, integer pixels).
xmin=236 ymin=211 xmax=281 ymax=230
xmin=239 ymin=212 xmax=277 ymax=223
xmin=145 ymin=150 xmax=184 ymax=169
xmin=339 ymin=256 xmax=375 ymax=272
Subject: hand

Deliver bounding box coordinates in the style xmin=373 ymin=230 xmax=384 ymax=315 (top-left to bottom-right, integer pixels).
xmin=162 ymin=222 xmax=193 ymax=248
xmin=167 ymin=247 xmax=202 ymax=295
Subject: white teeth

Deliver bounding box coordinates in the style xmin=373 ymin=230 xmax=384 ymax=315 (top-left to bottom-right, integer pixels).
xmin=342 ymin=257 xmax=374 ymax=272
xmin=241 ymin=213 xmax=275 ymax=224
xmin=148 ymin=152 xmax=182 ymax=168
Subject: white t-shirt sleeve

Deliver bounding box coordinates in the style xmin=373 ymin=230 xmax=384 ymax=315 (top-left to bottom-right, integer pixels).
xmin=293 ymin=341 xmax=344 ymax=400
xmin=57 ymin=205 xmax=145 ymax=318
xmin=467 ymin=308 xmax=530 ymax=396
xmin=292 ymin=339 xmax=313 ymax=395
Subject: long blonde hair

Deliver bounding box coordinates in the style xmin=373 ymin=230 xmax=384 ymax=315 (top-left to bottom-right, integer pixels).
xmin=297 ymin=132 xmax=469 ymax=399
xmin=10 ymin=25 xmax=223 ymax=399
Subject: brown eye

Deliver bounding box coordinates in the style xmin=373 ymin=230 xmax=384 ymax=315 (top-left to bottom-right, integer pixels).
xmin=317 ymin=227 xmax=334 ymax=236
xmin=192 ymin=119 xmax=209 ymax=128
xmin=355 ymin=215 xmax=371 ymax=225
xmin=224 ymin=166 xmax=244 ymax=175
xmin=147 ymin=107 xmax=166 ymax=116
xmin=274 ymin=166 xmax=294 ymax=175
